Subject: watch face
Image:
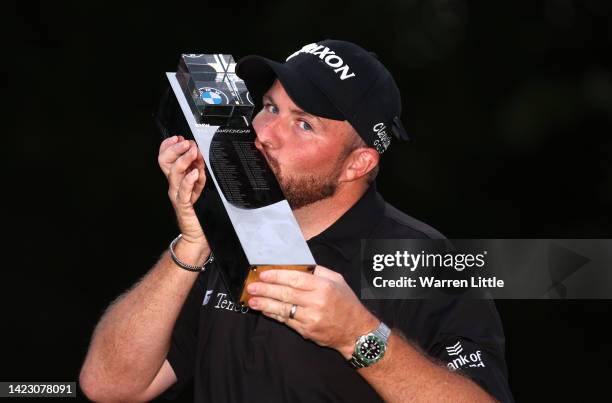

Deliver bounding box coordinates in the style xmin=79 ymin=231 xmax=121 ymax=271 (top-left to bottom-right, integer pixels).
xmin=356 ymin=334 xmax=386 ymax=365
xmin=360 ymin=336 xmax=382 ymax=359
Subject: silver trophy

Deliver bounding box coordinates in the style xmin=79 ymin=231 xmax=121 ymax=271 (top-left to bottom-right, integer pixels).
xmin=155 ymin=54 xmax=316 ymax=305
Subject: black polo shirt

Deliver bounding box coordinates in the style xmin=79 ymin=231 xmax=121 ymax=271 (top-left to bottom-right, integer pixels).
xmin=162 ymin=184 xmax=514 ymax=402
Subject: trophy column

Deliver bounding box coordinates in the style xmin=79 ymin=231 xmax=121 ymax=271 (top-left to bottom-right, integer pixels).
xmin=156 ymin=53 xmax=316 ymax=305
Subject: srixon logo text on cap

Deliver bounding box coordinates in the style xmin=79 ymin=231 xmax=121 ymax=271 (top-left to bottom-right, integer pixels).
xmin=286 ymin=43 xmax=356 ymax=80
xmin=373 ymin=122 xmax=391 ymax=153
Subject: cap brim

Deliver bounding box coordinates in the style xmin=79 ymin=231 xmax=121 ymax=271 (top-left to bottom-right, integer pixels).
xmin=236 ymin=55 xmax=344 ymax=120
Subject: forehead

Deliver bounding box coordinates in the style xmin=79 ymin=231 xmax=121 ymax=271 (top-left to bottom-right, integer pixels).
xmin=263 ymin=80 xmax=293 ymax=104
xmin=264 ymin=79 xmax=354 ymax=136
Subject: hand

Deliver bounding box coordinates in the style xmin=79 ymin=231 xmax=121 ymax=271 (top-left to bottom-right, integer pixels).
xmin=158 ymin=135 xmax=207 ymax=246
xmin=246 ymin=266 xmax=379 ymax=359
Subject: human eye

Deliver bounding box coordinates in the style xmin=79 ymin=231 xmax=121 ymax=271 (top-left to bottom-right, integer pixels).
xmin=263 ymin=102 xmax=278 ymax=114
xmin=298 ymin=120 xmax=314 ymax=132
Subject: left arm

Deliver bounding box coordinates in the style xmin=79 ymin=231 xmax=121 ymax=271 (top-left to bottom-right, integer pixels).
xmin=355 ymin=331 xmax=496 ymax=402
xmin=247 ymin=266 xmax=496 ymax=403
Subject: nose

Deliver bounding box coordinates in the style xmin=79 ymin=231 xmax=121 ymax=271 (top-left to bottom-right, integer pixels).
xmin=253 ymin=110 xmax=282 ymax=151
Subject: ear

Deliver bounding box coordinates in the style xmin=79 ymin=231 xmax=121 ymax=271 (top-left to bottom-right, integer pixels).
xmin=341 ymin=147 xmax=380 ymax=182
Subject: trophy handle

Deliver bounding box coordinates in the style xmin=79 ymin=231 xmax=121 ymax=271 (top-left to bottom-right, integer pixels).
xmin=239 ymin=265 xmax=316 ymax=306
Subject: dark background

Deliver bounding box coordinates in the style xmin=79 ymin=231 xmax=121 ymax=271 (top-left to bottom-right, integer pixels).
xmin=3 ymin=0 xmax=611 ymax=401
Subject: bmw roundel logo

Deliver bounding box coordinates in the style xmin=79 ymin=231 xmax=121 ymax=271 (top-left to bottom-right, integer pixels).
xmin=199 ymin=87 xmax=228 ymax=105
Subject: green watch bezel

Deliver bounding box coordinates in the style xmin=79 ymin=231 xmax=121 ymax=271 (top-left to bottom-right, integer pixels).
xmin=353 ymin=333 xmax=387 ymax=366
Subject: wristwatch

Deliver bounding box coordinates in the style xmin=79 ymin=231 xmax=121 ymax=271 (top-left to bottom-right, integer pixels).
xmin=348 ymin=321 xmax=391 ymax=368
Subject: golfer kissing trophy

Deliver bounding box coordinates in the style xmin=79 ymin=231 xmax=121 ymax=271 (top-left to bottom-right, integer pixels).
xmin=155 ymin=54 xmax=316 ymax=305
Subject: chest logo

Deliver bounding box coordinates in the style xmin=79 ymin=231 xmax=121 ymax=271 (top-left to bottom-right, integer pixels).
xmin=205 ymin=291 xmax=250 ymax=314
xmin=202 ymin=289 xmax=214 ymax=306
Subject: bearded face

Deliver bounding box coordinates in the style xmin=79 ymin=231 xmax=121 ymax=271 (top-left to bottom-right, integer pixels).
xmin=252 ymin=80 xmax=366 ymax=210
xmin=261 ymin=147 xmax=346 ymax=210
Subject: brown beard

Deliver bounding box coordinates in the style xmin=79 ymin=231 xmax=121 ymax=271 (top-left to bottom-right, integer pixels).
xmin=263 ymin=151 xmax=344 ymax=210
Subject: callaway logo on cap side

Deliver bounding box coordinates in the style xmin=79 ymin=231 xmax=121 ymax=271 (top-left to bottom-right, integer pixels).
xmin=286 ymin=43 xmax=356 ymax=81
xmin=373 ymin=122 xmax=392 ymax=153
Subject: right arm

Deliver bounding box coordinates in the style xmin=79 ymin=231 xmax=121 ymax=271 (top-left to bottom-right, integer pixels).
xmin=79 ymin=136 xmax=208 ymax=402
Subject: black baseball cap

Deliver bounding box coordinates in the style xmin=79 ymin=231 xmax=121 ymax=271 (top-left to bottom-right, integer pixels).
xmin=236 ymin=39 xmax=409 ymax=154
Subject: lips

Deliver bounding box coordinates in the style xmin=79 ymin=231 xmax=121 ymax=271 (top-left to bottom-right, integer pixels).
xmin=256 ymin=143 xmax=280 ymax=173
xmin=265 ymin=153 xmax=281 ymax=175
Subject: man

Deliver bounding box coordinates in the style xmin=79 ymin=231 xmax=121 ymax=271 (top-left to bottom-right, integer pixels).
xmin=80 ymin=40 xmax=513 ymax=402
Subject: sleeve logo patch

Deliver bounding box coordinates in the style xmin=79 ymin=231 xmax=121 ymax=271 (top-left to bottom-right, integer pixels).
xmin=444 ymin=341 xmax=486 ymax=371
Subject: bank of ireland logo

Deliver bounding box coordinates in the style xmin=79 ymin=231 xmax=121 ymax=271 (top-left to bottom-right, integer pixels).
xmin=445 ymin=341 xmax=486 ymax=371
xmin=199 ymin=87 xmax=228 ymax=105
xmin=446 ymin=341 xmax=463 ymax=356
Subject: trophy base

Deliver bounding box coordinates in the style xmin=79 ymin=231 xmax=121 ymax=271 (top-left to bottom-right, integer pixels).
xmin=239 ymin=265 xmax=316 ymax=306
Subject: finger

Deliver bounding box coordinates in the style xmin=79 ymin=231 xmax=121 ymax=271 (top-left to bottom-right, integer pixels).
xmin=247 ymin=282 xmax=309 ymax=306
xmin=262 ymin=312 xmax=286 ymax=323
xmin=313 ymin=265 xmax=343 ymax=282
xmin=191 ymin=151 xmax=206 ymax=201
xmin=259 ymin=269 xmax=319 ymax=291
xmin=177 ymin=168 xmax=199 ymax=205
xmin=259 ymin=306 xmax=309 ymax=339
xmin=186 ymin=141 xmax=204 ymax=168
xmin=159 ymin=139 xmax=190 ymax=177
xmin=168 ymin=143 xmax=199 ymax=195
xmin=161 ymin=138 xmax=190 ymax=162
xmin=262 ymin=311 xmax=304 ymax=333
xmin=159 ymin=135 xmax=180 ymax=154
xmin=159 ymin=140 xmax=191 ymax=176
xmin=262 ymin=311 xmax=304 ymax=328
xmin=249 ymin=297 xmax=296 ymax=320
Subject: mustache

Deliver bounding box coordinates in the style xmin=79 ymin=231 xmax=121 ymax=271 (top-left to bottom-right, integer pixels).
xmin=257 ymin=143 xmax=280 ymax=172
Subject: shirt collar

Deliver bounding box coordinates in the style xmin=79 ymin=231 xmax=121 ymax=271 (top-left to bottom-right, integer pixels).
xmin=308 ymin=183 xmax=386 ymax=260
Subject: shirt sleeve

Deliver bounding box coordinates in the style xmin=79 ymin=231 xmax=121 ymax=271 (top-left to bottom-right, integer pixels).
xmin=388 ymin=297 xmax=515 ymax=403
xmin=160 ymin=271 xmax=207 ymax=400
